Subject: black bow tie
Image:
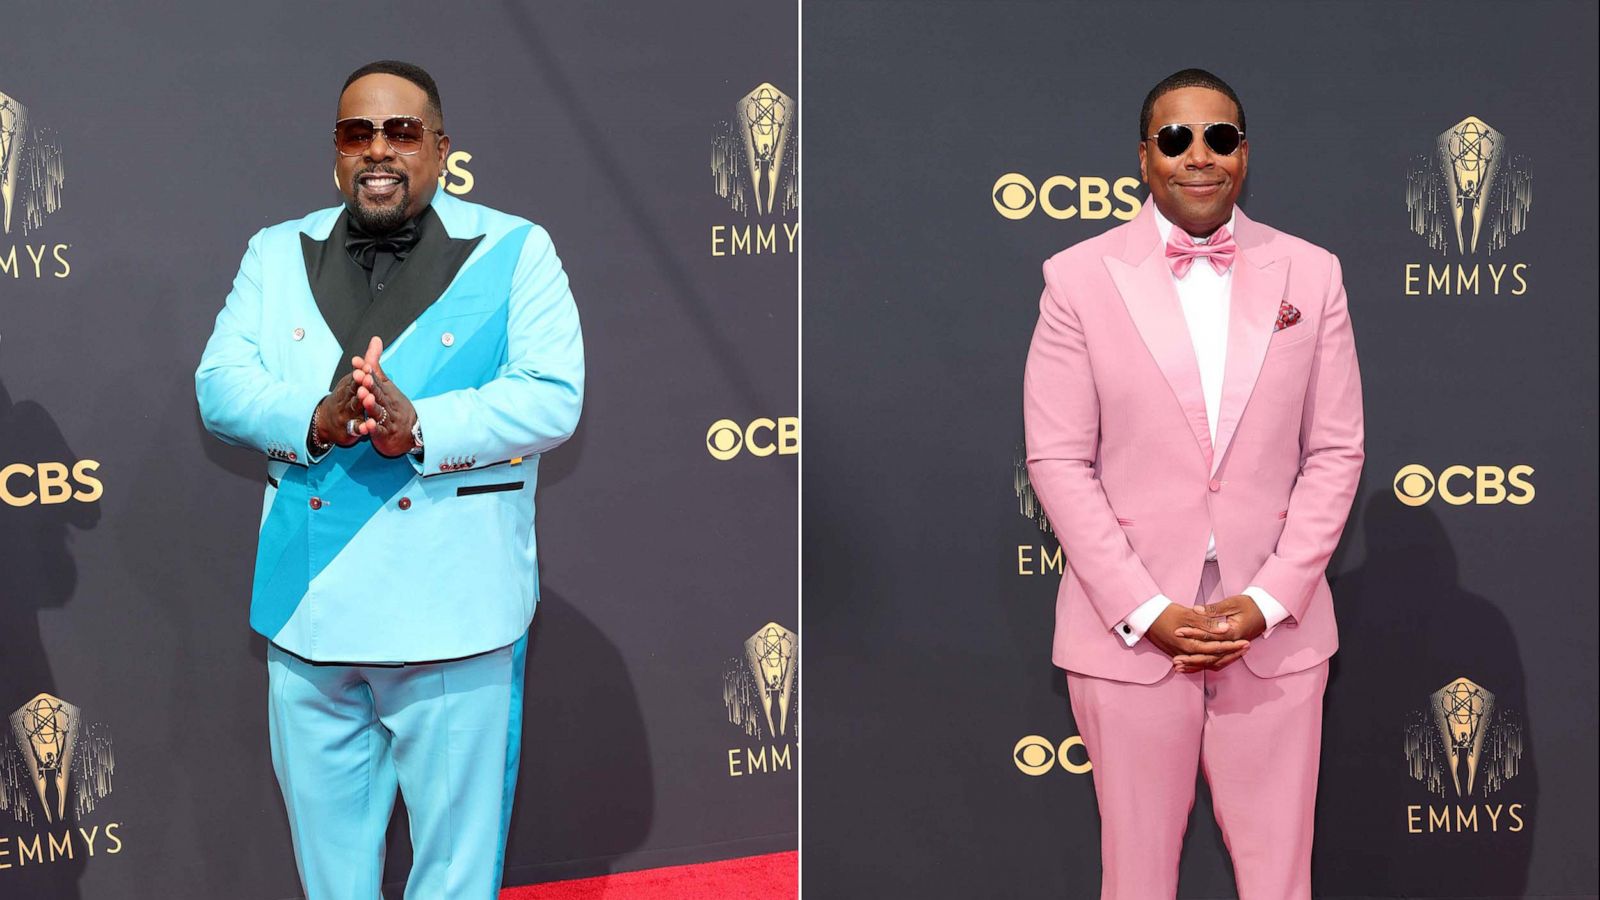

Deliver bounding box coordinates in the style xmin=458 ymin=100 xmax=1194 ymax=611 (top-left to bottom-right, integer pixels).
xmin=345 ymin=215 xmax=421 ymax=269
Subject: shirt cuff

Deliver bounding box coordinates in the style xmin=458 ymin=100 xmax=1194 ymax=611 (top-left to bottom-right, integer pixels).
xmin=1117 ymin=594 xmax=1174 ymax=647
xmin=1242 ymin=585 xmax=1291 ymax=637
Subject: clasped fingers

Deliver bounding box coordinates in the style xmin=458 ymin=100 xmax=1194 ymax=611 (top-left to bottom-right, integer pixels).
xmin=1178 ymin=636 xmax=1248 ymax=657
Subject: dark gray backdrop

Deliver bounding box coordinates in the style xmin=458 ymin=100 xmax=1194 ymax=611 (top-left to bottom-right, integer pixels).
xmin=1 ymin=2 xmax=795 ymax=898
xmin=803 ymin=2 xmax=1596 ymax=898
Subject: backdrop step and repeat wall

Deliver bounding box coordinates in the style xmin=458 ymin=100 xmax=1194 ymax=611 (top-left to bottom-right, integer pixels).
xmin=1 ymin=2 xmax=795 ymax=898
xmin=804 ymin=2 xmax=1596 ymax=899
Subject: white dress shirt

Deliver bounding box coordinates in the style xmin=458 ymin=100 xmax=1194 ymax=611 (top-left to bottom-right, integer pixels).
xmin=1115 ymin=207 xmax=1290 ymax=646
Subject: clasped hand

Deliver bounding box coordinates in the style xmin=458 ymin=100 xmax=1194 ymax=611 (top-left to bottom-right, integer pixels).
xmin=313 ymin=336 xmax=419 ymax=458
xmin=1145 ymin=595 xmax=1266 ymax=673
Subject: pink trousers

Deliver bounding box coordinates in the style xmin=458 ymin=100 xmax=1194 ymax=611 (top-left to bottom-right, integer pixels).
xmin=1067 ymin=562 xmax=1328 ymax=900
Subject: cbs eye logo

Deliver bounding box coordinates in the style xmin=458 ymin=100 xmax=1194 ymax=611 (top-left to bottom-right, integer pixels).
xmin=1393 ymin=464 xmax=1535 ymax=507
xmin=1012 ymin=735 xmax=1093 ymax=776
xmin=991 ymin=173 xmax=1143 ymax=221
xmin=706 ymin=417 xmax=799 ymax=461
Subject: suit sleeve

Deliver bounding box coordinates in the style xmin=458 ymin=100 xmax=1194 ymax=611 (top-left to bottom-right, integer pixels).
xmin=1247 ymin=254 xmax=1364 ymax=620
xmin=1023 ymin=261 xmax=1164 ymax=632
xmin=409 ymin=224 xmax=584 ymax=474
xmin=195 ymin=230 xmax=327 ymax=466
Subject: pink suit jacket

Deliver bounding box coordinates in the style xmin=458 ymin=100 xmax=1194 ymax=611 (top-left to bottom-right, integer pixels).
xmin=1023 ymin=203 xmax=1363 ymax=684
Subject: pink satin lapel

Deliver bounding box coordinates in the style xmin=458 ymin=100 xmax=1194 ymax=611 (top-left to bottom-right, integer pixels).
xmin=1213 ymin=254 xmax=1289 ymax=475
xmin=1105 ymin=251 xmax=1213 ymax=470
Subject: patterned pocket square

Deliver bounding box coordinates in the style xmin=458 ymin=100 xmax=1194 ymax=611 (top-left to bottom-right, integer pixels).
xmin=1274 ymin=300 xmax=1302 ymax=332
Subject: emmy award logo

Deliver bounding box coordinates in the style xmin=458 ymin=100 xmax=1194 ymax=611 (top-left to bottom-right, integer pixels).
xmin=723 ymin=622 xmax=799 ymax=741
xmin=1406 ymin=116 xmax=1531 ymax=256
xmin=712 ymin=83 xmax=797 ymax=218
xmin=1402 ymin=677 xmax=1528 ymax=835
xmin=2 ymin=692 xmax=115 ymax=827
xmin=1405 ymin=677 xmax=1523 ymax=798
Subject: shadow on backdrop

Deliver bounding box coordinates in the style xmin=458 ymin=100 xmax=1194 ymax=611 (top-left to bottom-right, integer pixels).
xmin=1316 ymin=491 xmax=1534 ymax=898
xmin=0 ymin=373 xmax=96 ymax=900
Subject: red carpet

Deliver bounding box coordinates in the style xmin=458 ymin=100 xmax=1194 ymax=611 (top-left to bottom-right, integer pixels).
xmin=500 ymin=851 xmax=797 ymax=899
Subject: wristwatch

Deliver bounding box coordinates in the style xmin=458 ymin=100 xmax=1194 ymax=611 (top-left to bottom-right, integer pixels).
xmin=409 ymin=421 xmax=425 ymax=458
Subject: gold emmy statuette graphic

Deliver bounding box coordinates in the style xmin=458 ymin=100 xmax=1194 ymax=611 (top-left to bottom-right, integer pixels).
xmin=1406 ymin=115 xmax=1531 ymax=257
xmin=713 ymin=83 xmax=795 ymax=218
xmin=745 ymin=623 xmax=797 ymax=739
xmin=0 ymin=91 xmax=29 ymax=234
xmin=1432 ymin=677 xmax=1494 ymax=798
xmin=1439 ymin=117 xmax=1503 ymax=255
xmin=1404 ymin=675 xmax=1524 ymax=801
xmin=9 ymin=693 xmax=80 ymax=824
xmin=738 ymin=84 xmax=791 ymax=217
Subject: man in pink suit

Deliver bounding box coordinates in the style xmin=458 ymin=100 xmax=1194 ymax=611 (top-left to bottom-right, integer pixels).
xmin=1023 ymin=69 xmax=1363 ymax=899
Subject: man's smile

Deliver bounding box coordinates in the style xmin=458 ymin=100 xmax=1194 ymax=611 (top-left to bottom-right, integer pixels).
xmin=1174 ymin=180 xmax=1225 ymax=197
xmin=356 ymin=170 xmax=406 ymax=202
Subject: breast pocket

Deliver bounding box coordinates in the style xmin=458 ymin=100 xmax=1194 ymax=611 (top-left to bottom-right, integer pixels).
xmin=1265 ymin=321 xmax=1316 ymax=354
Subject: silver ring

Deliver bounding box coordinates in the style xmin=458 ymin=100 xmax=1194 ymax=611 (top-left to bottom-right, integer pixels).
xmin=376 ymin=405 xmax=389 ymax=427
xmin=346 ymin=419 xmax=359 ymax=437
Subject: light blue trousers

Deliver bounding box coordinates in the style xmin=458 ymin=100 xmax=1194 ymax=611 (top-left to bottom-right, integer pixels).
xmin=267 ymin=636 xmax=526 ymax=900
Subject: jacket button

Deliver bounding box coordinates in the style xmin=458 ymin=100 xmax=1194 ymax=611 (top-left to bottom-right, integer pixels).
xmin=292 ymin=327 xmax=305 ymax=341
xmin=1208 ymin=480 xmax=1222 ymax=492
xmin=309 ymin=497 xmax=323 ymax=510
xmin=398 ymin=497 xmax=411 ymax=510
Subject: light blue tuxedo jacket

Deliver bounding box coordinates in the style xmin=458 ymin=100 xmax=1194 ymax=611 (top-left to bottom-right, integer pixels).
xmin=196 ymin=192 xmax=583 ymax=662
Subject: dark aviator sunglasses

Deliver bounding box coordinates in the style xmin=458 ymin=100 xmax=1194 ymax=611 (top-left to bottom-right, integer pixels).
xmin=1145 ymin=122 xmax=1244 ymax=158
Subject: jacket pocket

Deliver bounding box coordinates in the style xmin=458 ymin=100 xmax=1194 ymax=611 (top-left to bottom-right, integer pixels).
xmin=1267 ymin=323 xmax=1316 ymax=352
xmin=457 ymin=481 xmax=525 ymax=497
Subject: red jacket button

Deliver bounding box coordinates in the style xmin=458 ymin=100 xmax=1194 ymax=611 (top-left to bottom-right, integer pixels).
xmin=309 ymin=497 xmax=323 ymax=510
xmin=1208 ymin=480 xmax=1222 ymax=492
xmin=398 ymin=497 xmax=411 ymax=510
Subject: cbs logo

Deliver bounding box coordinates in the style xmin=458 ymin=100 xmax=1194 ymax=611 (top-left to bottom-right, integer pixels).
xmin=706 ymin=417 xmax=799 ymax=461
xmin=1 ymin=460 xmax=103 ymax=507
xmin=992 ymin=173 xmax=1142 ymax=221
xmin=1013 ymin=735 xmax=1093 ymax=776
xmin=1393 ymin=464 xmax=1535 ymax=507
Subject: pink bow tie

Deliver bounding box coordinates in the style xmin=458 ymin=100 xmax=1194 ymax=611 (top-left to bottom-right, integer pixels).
xmin=1165 ymin=225 xmax=1237 ymax=278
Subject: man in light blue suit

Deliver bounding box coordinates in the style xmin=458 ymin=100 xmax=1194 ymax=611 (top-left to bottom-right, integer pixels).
xmin=196 ymin=61 xmax=583 ymax=900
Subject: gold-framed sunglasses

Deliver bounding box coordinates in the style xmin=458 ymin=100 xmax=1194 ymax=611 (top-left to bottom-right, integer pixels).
xmin=333 ymin=115 xmax=443 ymax=156
xmin=1145 ymin=121 xmax=1245 ymax=157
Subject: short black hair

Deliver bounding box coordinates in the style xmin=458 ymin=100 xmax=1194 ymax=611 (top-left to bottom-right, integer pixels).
xmin=341 ymin=60 xmax=443 ymax=126
xmin=1139 ymin=68 xmax=1244 ymax=140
